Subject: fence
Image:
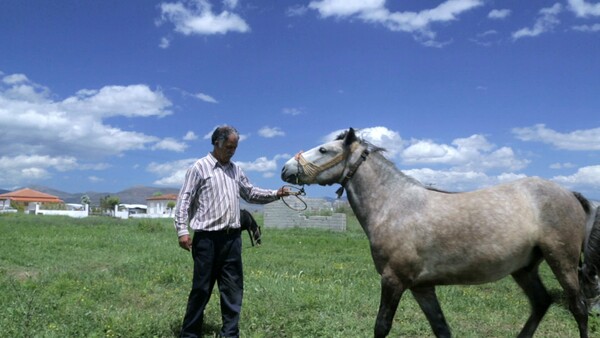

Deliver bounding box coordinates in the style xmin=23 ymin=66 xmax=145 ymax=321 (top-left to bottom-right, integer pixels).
xmin=263 ymin=198 xmax=346 ymax=231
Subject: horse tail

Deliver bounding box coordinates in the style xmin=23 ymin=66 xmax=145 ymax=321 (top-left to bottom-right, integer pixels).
xmin=580 ymin=196 xmax=600 ymax=311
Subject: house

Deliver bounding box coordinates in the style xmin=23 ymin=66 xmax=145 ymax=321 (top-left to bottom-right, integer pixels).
xmin=114 ymin=203 xmax=148 ymax=219
xmin=146 ymin=193 xmax=177 ymax=216
xmin=0 ymin=188 xmax=63 ymax=211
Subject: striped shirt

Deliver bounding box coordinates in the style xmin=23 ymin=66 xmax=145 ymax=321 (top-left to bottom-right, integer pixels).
xmin=174 ymin=152 xmax=279 ymax=237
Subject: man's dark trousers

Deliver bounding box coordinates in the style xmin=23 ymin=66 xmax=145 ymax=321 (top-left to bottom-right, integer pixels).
xmin=180 ymin=229 xmax=243 ymax=338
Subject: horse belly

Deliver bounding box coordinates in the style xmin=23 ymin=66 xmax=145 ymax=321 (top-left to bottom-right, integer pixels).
xmin=415 ymin=240 xmax=537 ymax=286
xmin=424 ymin=258 xmax=532 ymax=286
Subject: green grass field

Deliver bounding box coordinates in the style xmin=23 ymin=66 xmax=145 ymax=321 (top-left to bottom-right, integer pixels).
xmin=1 ymin=213 xmax=598 ymax=337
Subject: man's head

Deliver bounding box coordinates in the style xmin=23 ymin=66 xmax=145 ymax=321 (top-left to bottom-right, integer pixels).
xmin=211 ymin=125 xmax=239 ymax=165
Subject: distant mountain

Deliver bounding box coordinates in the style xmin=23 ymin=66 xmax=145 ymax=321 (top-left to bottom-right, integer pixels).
xmin=0 ymin=189 xmax=10 ymax=195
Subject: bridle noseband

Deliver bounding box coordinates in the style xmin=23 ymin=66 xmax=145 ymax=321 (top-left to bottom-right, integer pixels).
xmin=295 ymin=151 xmax=344 ymax=182
xmin=295 ymin=144 xmax=370 ymax=198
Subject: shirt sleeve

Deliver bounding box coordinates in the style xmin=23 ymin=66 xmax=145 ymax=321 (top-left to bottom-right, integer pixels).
xmin=173 ymin=164 xmax=200 ymax=237
xmin=238 ymin=167 xmax=279 ymax=204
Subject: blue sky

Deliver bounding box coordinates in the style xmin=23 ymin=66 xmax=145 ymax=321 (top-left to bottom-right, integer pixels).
xmin=1 ymin=0 xmax=599 ymax=200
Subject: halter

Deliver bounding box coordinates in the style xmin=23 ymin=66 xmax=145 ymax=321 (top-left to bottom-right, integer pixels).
xmin=296 ymin=151 xmax=344 ymax=182
xmin=295 ymin=143 xmax=370 ymax=198
xmin=335 ymin=148 xmax=370 ymax=198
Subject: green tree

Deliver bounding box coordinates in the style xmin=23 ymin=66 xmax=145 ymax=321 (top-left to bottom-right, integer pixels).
xmin=100 ymin=195 xmax=121 ymax=214
xmin=167 ymin=201 xmax=176 ymax=216
xmin=80 ymin=194 xmax=91 ymax=205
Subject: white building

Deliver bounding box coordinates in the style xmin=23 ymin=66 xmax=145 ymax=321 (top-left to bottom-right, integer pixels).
xmin=146 ymin=193 xmax=177 ymax=216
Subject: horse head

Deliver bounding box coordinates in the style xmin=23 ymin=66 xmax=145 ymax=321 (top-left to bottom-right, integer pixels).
xmin=281 ymin=128 xmax=368 ymax=188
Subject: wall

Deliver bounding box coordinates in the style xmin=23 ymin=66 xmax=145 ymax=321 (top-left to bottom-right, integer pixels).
xmin=264 ymin=198 xmax=346 ymax=231
xmin=35 ymin=204 xmax=89 ymax=218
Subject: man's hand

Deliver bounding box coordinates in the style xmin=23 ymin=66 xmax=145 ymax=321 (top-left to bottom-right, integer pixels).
xmin=178 ymin=235 xmax=192 ymax=251
xmin=277 ymin=186 xmax=291 ymax=198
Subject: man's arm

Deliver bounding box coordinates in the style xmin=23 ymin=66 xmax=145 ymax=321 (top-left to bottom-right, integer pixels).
xmin=174 ymin=165 xmax=200 ymax=239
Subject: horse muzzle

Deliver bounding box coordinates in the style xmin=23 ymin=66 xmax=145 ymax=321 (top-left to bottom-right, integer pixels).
xmin=281 ymin=165 xmax=300 ymax=184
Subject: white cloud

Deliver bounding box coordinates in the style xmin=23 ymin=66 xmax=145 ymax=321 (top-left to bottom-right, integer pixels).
xmin=0 ymin=72 xmax=177 ymax=187
xmin=282 ymin=107 xmax=303 ymax=116
xmin=512 ymin=124 xmax=600 ymax=150
xmin=183 ymin=131 xmax=198 ymax=140
xmin=62 ymin=85 xmax=172 ymax=118
xmin=308 ymin=0 xmax=484 ymax=47
xmin=550 ymin=162 xmax=576 ymax=169
xmin=512 ymin=3 xmax=563 ymax=40
xmin=2 ymin=73 xmax=29 ymax=85
xmin=237 ymin=154 xmax=290 ymax=178
xmin=286 ymin=5 xmax=308 ymax=17
xmin=149 ymin=158 xmax=197 ymax=186
xmin=404 ymin=167 xmax=527 ymax=192
xmin=223 ymin=0 xmax=238 ymax=10
xmin=567 ymin=0 xmax=600 ymax=17
xmin=402 ymin=134 xmax=529 ymax=171
xmin=552 ymin=165 xmax=600 ymax=189
xmin=195 ymin=92 xmax=218 ymax=103
xmin=159 ymin=37 xmax=171 ymax=49
xmin=236 ymin=156 xmax=277 ymax=172
xmin=258 ymin=126 xmax=285 ymax=138
xmin=488 ymin=9 xmax=511 ymax=19
xmin=152 ymin=138 xmax=188 ymax=152
xmin=88 ymin=176 xmax=103 ymax=183
xmin=158 ymin=0 xmax=250 ymax=36
xmin=0 ymin=155 xmax=79 ymax=186
xmin=572 ymin=23 xmax=600 ymax=32
xmin=359 ymin=126 xmax=404 ymax=158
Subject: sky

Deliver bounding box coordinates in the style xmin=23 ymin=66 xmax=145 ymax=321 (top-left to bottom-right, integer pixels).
xmin=1 ymin=0 xmax=599 ymax=200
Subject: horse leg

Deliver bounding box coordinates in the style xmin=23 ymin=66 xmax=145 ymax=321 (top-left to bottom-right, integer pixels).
xmin=374 ymin=275 xmax=404 ymax=338
xmin=544 ymin=256 xmax=589 ymax=338
xmin=411 ymin=286 xmax=451 ymax=338
xmin=511 ymin=265 xmax=553 ymax=338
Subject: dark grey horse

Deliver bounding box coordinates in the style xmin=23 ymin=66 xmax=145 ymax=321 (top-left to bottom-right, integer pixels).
xmin=281 ymin=128 xmax=600 ymax=338
xmin=240 ymin=209 xmax=261 ymax=246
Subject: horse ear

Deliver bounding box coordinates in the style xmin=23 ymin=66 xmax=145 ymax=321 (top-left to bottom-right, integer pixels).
xmin=344 ymin=128 xmax=358 ymax=147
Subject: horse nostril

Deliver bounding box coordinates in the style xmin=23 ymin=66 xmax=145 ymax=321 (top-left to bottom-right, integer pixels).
xmin=281 ymin=170 xmax=297 ymax=183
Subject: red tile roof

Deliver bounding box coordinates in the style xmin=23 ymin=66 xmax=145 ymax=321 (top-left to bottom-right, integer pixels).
xmin=0 ymin=188 xmax=63 ymax=203
xmin=146 ymin=193 xmax=178 ymax=201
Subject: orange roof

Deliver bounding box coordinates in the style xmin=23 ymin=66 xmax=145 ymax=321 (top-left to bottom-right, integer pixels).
xmin=146 ymin=193 xmax=178 ymax=201
xmin=0 ymin=188 xmax=63 ymax=203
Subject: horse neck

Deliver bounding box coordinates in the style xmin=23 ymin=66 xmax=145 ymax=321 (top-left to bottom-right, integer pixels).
xmin=344 ymin=152 xmax=425 ymax=227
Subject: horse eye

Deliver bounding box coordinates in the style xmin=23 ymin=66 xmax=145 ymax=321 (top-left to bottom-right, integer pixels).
xmin=319 ymin=147 xmax=327 ymax=154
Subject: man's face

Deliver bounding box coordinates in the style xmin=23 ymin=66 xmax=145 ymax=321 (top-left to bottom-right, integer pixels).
xmin=214 ymin=134 xmax=238 ymax=164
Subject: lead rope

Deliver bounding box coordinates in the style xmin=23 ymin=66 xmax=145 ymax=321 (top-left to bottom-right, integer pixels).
xmin=281 ymin=185 xmax=308 ymax=211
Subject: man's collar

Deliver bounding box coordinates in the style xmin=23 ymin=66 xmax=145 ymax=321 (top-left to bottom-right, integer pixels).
xmin=207 ymin=152 xmax=232 ymax=168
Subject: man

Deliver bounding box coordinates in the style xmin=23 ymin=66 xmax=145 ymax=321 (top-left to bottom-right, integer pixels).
xmin=174 ymin=125 xmax=289 ymax=338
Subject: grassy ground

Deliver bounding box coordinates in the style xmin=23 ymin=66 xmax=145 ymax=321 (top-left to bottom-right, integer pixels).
xmin=1 ymin=213 xmax=598 ymax=337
